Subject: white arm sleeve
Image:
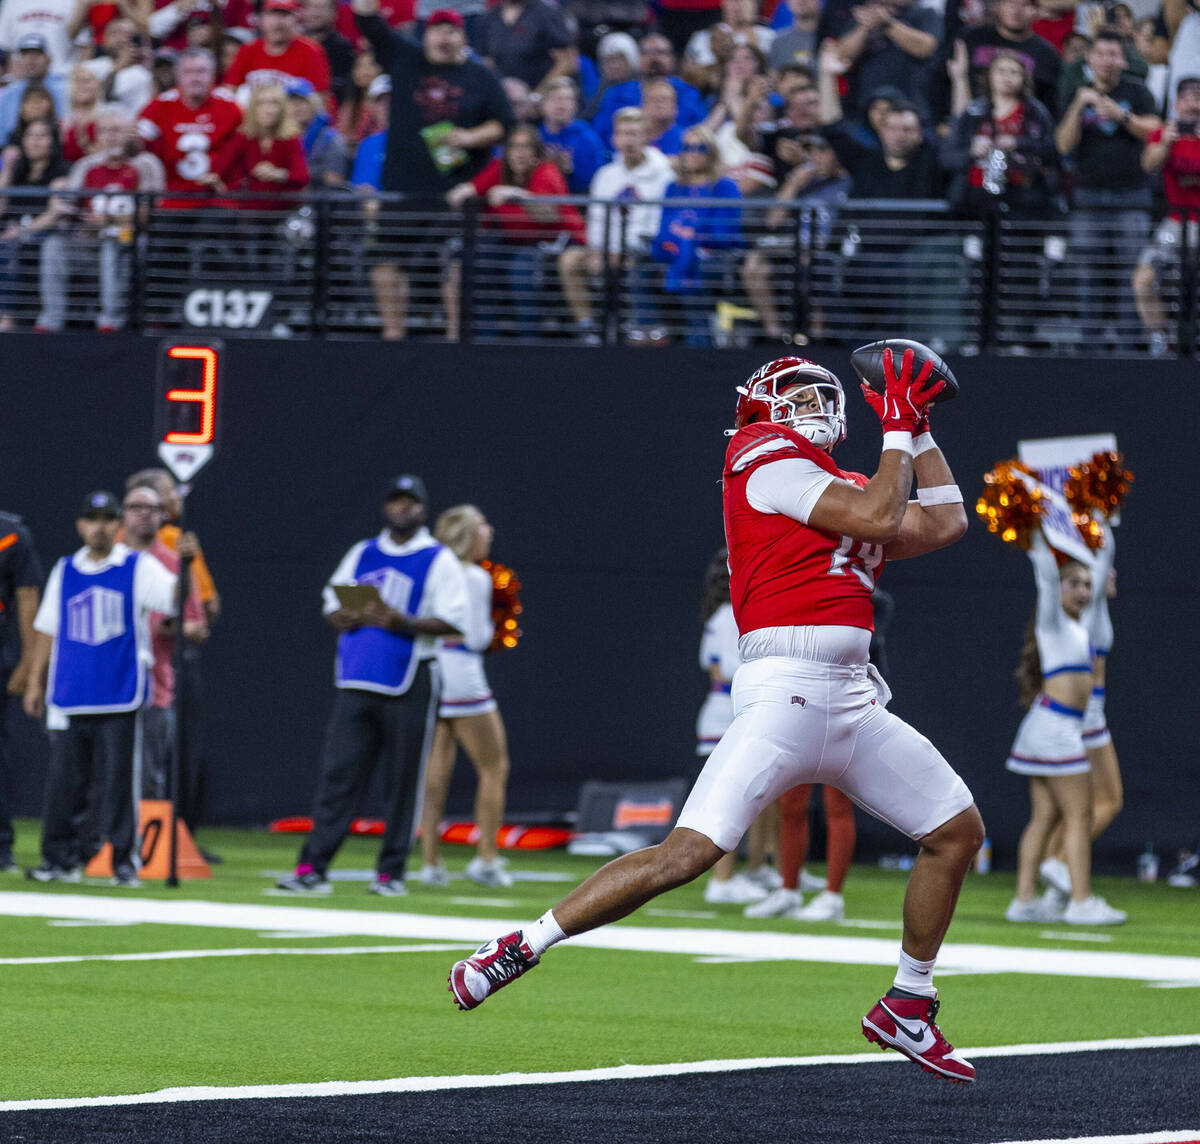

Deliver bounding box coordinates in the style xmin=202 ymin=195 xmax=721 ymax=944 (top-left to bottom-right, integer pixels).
xmin=1082 ymin=521 xmax=1115 ymax=653
xmin=135 ymin=552 xmax=178 ymax=615
xmin=33 ymin=560 xmax=64 ymax=636
xmin=461 ymin=563 xmax=496 ymax=652
xmin=424 ymin=548 xmax=470 ymax=636
xmin=322 ymin=541 xmax=367 ymax=615
xmin=1028 ymin=529 xmax=1066 ymax=638
xmin=745 ymin=457 xmax=841 ymax=524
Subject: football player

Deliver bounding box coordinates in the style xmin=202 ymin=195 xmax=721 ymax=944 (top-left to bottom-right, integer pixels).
xmin=448 ymin=349 xmax=985 ymax=1084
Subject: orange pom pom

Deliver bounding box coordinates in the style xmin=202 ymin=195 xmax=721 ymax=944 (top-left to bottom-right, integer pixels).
xmin=976 ymin=460 xmax=1044 ymax=548
xmin=480 ymin=560 xmax=523 ymax=652
xmin=1063 ymin=451 xmax=1133 ymax=518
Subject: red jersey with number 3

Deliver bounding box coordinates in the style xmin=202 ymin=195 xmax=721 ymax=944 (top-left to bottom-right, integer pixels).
xmin=138 ymin=90 xmax=244 ymax=206
xmin=723 ymin=421 xmax=883 ymax=634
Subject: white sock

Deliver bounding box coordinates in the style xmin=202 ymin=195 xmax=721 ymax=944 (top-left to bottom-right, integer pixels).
xmin=893 ymin=950 xmax=937 ymax=997
xmin=525 ymin=910 xmax=567 ymax=957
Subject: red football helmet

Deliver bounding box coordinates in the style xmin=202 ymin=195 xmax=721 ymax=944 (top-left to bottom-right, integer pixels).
xmin=732 ymin=357 xmax=846 ymax=451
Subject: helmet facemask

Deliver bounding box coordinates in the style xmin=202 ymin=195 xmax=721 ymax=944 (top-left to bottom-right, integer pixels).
xmin=776 ymin=380 xmax=845 ymax=451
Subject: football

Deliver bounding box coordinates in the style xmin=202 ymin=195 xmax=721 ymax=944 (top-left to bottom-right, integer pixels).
xmin=849 ymin=339 xmax=960 ymax=403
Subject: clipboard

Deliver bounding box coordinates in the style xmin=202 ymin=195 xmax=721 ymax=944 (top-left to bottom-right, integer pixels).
xmin=333 ymin=583 xmax=384 ymax=611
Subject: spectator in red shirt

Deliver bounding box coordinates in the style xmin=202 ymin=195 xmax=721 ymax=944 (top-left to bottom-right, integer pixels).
xmin=138 ymin=46 xmax=243 ymax=205
xmin=223 ymin=0 xmax=332 ymax=106
xmin=38 ymin=103 xmax=165 ymax=330
xmin=61 ymin=66 xmax=102 ymax=161
xmin=150 ymin=0 xmax=254 ymax=52
xmin=1134 ymin=74 xmax=1200 ymax=354
xmin=446 ymin=124 xmax=583 ymax=338
xmin=208 ymin=81 xmax=309 ymax=207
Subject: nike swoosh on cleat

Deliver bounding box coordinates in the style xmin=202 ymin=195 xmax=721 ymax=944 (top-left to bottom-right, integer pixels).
xmin=879 ymin=1003 xmax=937 ymax=1052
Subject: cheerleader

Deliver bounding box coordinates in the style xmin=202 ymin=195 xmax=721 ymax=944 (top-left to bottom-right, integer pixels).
xmin=1039 ymin=517 xmax=1121 ymax=904
xmin=696 ymin=550 xmax=780 ymax=905
xmin=1004 ymin=528 xmax=1124 ymax=925
xmin=417 ymin=506 xmax=513 ymax=889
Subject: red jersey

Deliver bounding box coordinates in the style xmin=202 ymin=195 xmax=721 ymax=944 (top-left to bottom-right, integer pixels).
xmin=335 ymin=0 xmax=414 ymax=43
xmin=153 ymin=0 xmax=254 ymax=50
xmin=214 ymin=133 xmax=309 ymax=209
xmin=967 ymin=104 xmax=1028 ymax=189
xmin=723 ymin=422 xmax=883 ymax=635
xmin=79 ymin=160 xmax=141 ymax=220
xmin=224 ymin=35 xmax=331 ymax=94
xmin=470 ymin=159 xmax=585 ymax=244
xmin=138 ymin=90 xmax=244 ymax=206
xmin=1149 ymin=127 xmax=1200 ymax=218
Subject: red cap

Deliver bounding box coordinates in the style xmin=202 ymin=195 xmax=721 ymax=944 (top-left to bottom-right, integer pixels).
xmin=262 ymin=0 xmax=299 ymax=13
xmin=426 ymin=8 xmax=465 ymax=28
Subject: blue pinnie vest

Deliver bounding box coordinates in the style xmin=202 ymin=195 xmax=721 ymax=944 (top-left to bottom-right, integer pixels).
xmin=50 ymin=551 xmax=144 ymax=714
xmin=335 ymin=539 xmax=442 ymax=696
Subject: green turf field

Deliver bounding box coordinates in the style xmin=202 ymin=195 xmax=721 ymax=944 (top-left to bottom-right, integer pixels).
xmin=2 ymin=820 xmax=1197 ymax=1102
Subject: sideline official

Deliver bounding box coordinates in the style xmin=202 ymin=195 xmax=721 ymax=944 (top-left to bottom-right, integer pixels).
xmin=278 ymin=475 xmax=469 ymax=897
xmin=23 ymin=492 xmax=191 ymax=887
xmin=0 ymin=511 xmax=43 ymax=873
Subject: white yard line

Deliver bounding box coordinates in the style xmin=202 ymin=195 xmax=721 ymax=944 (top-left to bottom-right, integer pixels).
xmin=2 ymin=891 xmax=1198 ymax=986
xmin=990 ymin=1133 xmax=1200 ymax=1144
xmin=2 ymin=1034 xmax=1198 ymax=1113
xmin=0 ymin=943 xmax=470 ymax=966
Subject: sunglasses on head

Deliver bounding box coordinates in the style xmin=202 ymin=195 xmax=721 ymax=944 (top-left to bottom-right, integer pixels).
xmin=681 ymin=142 xmax=711 ymax=153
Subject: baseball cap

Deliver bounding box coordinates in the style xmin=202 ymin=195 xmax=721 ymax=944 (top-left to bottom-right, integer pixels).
xmin=285 ymin=76 xmax=315 ymax=97
xmin=384 ymin=474 xmax=427 ymax=503
xmin=17 ymin=32 xmax=49 ymax=53
xmin=733 ymin=152 xmax=778 ymax=189
xmin=597 ymin=31 xmax=638 ymax=68
xmin=426 ymin=8 xmax=465 ymax=29
xmin=262 ymin=0 xmax=299 ymax=13
xmin=79 ymin=491 xmax=121 ymax=519
xmin=367 ymin=74 xmax=391 ymax=99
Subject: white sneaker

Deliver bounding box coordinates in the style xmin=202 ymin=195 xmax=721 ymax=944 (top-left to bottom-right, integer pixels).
xmin=1005 ymin=896 xmax=1050 ymax=922
xmin=743 ymin=887 xmax=802 ymax=918
xmin=416 ymin=864 xmax=450 ymax=886
xmin=794 ymin=889 xmax=844 ymax=921
xmin=1039 ymin=857 xmax=1072 ymax=895
xmin=1038 ymin=886 xmax=1067 ymax=920
xmin=1063 ymin=895 xmax=1126 ymax=925
xmin=799 ymin=868 xmax=826 ymax=893
xmin=744 ymin=866 xmax=784 ymax=891
xmin=465 ymin=856 xmax=514 ymax=888
xmin=704 ymin=873 xmax=767 ymax=905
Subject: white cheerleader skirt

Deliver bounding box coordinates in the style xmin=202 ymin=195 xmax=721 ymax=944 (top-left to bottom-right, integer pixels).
xmin=1005 ymin=695 xmax=1090 ymax=777
xmin=696 ymin=683 xmax=733 ymax=757
xmin=436 ymin=644 xmax=497 ymax=719
xmin=1081 ymin=687 xmax=1111 ymax=749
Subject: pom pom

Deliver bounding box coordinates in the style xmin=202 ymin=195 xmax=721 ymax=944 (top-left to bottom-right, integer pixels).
xmin=481 ymin=560 xmax=523 ymax=652
xmin=976 ymin=460 xmax=1044 ymax=548
xmin=1063 ymin=451 xmax=1133 ymax=519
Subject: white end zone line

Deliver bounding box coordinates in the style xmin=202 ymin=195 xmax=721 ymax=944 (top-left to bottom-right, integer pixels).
xmin=2 ymin=1034 xmax=1198 ymax=1113
xmin=3 ymin=891 xmax=1200 ymax=986
xmin=0 ymin=943 xmax=470 ymax=966
xmin=991 ymin=1134 xmax=1200 ymax=1144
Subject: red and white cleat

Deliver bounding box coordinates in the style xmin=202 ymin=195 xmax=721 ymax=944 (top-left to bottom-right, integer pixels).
xmin=448 ymin=931 xmax=540 ymax=1011
xmin=862 ymin=994 xmax=975 ymax=1084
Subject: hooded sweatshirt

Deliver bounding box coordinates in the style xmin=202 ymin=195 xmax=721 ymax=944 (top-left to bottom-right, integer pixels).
xmin=586 ymin=146 xmax=675 ymax=252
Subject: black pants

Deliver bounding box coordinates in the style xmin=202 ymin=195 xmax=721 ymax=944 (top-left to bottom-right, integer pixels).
xmin=299 ymin=662 xmax=436 ymax=879
xmin=42 ymin=712 xmax=137 ymax=870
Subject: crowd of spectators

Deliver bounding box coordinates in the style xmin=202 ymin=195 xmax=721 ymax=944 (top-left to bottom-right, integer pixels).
xmin=0 ymin=0 xmax=1198 ymax=347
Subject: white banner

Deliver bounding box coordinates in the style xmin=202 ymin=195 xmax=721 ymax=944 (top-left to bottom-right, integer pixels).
xmin=1013 ymin=472 xmax=1094 ymax=563
xmin=1018 ymin=433 xmax=1119 ymax=525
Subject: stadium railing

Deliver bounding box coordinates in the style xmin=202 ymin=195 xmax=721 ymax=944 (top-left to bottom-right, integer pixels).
xmin=0 ymin=188 xmax=1191 ymax=355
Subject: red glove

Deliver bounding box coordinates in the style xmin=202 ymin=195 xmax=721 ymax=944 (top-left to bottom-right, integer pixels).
xmin=862 ymin=379 xmax=931 ymax=434
xmin=879 ymin=347 xmax=945 ymax=434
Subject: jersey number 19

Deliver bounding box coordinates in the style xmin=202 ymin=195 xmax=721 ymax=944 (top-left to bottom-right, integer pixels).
xmin=829 ymin=535 xmax=883 ymax=591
